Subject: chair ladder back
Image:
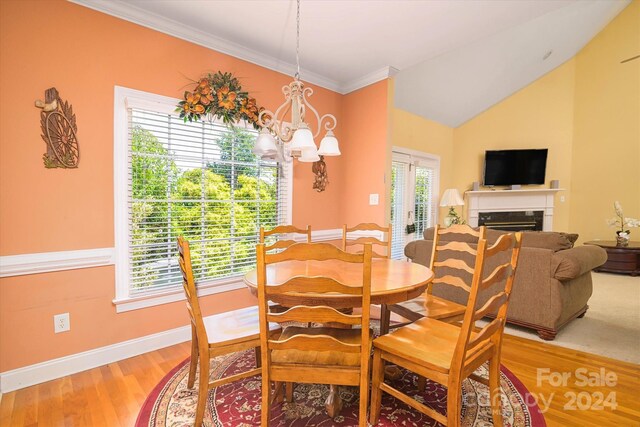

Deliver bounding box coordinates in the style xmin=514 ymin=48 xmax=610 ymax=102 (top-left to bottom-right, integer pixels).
xmin=267 ymin=276 xmax=362 ymax=296
xmin=427 ymin=225 xmax=486 ymax=294
xmin=256 ymin=242 xmax=372 ymax=358
xmin=453 ymin=232 xmax=522 ymax=370
xmin=342 ymin=223 xmax=391 ymax=259
xmin=177 ymin=237 xmax=208 ymax=342
xmin=260 ymin=225 xmax=312 ymax=252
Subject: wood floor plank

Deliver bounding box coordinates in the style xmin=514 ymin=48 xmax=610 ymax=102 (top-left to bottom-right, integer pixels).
xmin=0 ymin=335 xmax=637 ymax=426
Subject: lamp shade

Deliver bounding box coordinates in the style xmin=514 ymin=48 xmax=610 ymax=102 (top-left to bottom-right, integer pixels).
xmin=298 ymin=146 xmax=320 ymax=163
xmin=317 ymin=130 xmax=340 ymax=156
xmin=252 ymin=128 xmax=278 ymax=158
xmin=440 ymin=189 xmax=464 ymax=207
xmin=290 ymin=123 xmax=316 ymax=151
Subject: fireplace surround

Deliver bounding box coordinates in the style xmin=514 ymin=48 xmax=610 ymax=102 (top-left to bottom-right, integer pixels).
xmin=466 ymin=188 xmax=563 ymax=232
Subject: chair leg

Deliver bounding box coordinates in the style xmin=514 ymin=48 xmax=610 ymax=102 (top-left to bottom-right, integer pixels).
xmin=359 ymin=352 xmax=371 ymax=426
xmin=369 ymin=350 xmax=385 ymax=425
xmin=285 ymin=382 xmax=294 ymax=402
xmin=254 ymin=347 xmax=262 ymax=368
xmin=380 ymin=304 xmax=391 ymax=335
xmin=261 ymin=376 xmax=271 ymax=427
xmin=446 ymin=382 xmax=462 ymax=427
xmin=194 ymin=351 xmax=209 ymax=427
xmin=187 ymin=329 xmax=198 ymax=389
xmin=489 ymin=357 xmax=503 ymax=427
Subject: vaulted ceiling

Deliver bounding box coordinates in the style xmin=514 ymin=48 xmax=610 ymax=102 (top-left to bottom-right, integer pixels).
xmin=73 ymin=0 xmax=631 ymax=127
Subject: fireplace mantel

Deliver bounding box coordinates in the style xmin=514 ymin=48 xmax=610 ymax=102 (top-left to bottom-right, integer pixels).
xmin=465 ymin=189 xmax=563 ymax=231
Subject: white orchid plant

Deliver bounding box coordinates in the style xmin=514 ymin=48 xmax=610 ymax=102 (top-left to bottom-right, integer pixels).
xmin=607 ymin=201 xmax=640 ymax=236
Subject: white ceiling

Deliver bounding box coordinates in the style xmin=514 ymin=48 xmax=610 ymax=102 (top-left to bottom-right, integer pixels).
xmin=72 ymin=0 xmax=630 ymax=126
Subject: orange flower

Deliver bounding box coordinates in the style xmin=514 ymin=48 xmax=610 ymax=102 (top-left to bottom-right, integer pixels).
xmin=194 ymin=104 xmax=205 ymax=114
xmin=217 ymin=90 xmax=237 ymax=110
xmin=200 ymin=96 xmax=210 ymax=106
xmin=199 ymin=85 xmax=211 ymax=95
xmin=183 ymin=103 xmax=191 ymax=113
xmin=198 ymin=78 xmax=208 ymax=88
xmin=185 ymin=92 xmax=195 ymax=104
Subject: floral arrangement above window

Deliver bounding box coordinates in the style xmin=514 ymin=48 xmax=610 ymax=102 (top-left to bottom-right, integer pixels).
xmin=176 ymin=71 xmax=266 ymax=129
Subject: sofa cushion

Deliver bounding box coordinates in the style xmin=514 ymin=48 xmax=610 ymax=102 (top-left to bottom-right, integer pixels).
xmin=521 ymin=231 xmax=574 ymax=251
xmin=551 ymin=245 xmax=608 ymax=280
xmin=423 ymin=227 xmax=576 ymax=250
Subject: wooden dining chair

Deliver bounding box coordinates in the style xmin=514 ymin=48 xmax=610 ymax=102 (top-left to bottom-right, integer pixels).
xmin=260 ymin=225 xmax=312 ymax=251
xmin=256 ymin=242 xmax=373 ymax=427
xmin=369 ymin=232 xmax=522 ymax=427
xmin=342 ymin=223 xmax=391 ymax=258
xmin=177 ymin=236 xmax=280 ymax=426
xmin=382 ymin=224 xmax=486 ymax=333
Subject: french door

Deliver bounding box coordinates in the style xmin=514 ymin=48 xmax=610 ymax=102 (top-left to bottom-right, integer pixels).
xmin=390 ymin=150 xmax=440 ymax=259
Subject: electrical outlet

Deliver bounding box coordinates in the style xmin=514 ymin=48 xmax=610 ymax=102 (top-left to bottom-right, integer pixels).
xmin=369 ymin=193 xmax=379 ymax=206
xmin=54 ymin=313 xmax=70 ymax=333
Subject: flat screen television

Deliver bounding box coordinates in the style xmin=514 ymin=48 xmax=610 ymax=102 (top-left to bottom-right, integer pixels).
xmin=483 ymin=149 xmax=548 ymax=186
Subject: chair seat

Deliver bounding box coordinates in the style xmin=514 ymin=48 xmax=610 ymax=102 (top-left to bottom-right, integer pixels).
xmin=373 ymin=317 xmax=479 ymax=374
xmin=272 ymin=326 xmax=371 ymax=367
xmin=204 ymin=305 xmax=279 ymax=346
xmin=396 ymin=294 xmax=466 ymax=321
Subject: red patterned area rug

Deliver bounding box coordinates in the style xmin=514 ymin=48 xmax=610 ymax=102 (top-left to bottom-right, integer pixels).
xmin=137 ymin=350 xmax=545 ymax=427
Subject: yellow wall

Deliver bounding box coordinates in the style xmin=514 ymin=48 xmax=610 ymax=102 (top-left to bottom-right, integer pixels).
xmin=570 ymin=0 xmax=640 ymax=242
xmin=389 ymin=1 xmax=639 ymax=241
xmin=389 ymin=81 xmax=455 ymax=222
xmin=452 ymin=59 xmax=576 ymax=232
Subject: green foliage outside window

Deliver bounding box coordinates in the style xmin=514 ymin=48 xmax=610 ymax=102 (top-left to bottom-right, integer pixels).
xmin=130 ymin=125 xmax=279 ymax=291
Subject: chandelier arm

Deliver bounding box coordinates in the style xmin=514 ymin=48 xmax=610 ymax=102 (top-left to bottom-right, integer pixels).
xmin=318 ymin=113 xmax=337 ymax=132
xmin=300 ymin=87 xmax=324 ymax=138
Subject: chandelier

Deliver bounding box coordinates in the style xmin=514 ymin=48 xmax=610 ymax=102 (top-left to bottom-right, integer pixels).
xmin=253 ymin=0 xmax=340 ymax=164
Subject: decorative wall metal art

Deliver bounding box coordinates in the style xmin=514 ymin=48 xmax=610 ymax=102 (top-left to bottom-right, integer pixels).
xmin=35 ymin=87 xmax=80 ymax=168
xmin=312 ymin=156 xmax=329 ymax=192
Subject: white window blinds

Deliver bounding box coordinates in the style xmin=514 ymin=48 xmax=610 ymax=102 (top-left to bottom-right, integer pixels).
xmin=390 ymin=160 xmax=408 ymax=260
xmin=127 ymin=107 xmax=288 ymax=296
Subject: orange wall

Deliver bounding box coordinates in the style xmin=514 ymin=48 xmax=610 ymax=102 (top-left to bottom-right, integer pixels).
xmin=340 ymin=81 xmax=389 ymax=226
xmin=0 ymin=0 xmax=347 ymax=372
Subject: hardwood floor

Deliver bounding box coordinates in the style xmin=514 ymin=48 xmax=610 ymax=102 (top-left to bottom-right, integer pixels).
xmin=1 ymin=335 xmax=638 ymax=426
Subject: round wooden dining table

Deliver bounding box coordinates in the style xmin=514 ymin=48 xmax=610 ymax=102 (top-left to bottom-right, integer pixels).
xmin=243 ymin=258 xmax=434 ymax=309
xmin=243 ymin=257 xmax=434 ymax=418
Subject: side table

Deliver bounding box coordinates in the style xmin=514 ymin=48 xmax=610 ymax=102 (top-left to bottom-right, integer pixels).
xmin=584 ymin=241 xmax=640 ymax=276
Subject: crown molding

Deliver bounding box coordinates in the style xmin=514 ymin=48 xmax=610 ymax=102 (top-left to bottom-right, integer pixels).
xmin=339 ymin=66 xmax=399 ymax=94
xmin=69 ymin=0 xmax=342 ymax=93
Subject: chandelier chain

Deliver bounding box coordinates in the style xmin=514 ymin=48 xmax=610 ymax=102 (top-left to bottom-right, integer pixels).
xmin=295 ymin=0 xmax=300 ymax=80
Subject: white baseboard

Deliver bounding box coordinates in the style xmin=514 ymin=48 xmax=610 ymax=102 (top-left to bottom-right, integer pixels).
xmin=0 ymin=324 xmax=191 ymax=393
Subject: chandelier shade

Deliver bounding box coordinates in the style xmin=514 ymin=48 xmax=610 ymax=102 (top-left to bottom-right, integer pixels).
xmin=317 ymin=130 xmax=340 ymax=156
xmin=253 ymin=128 xmax=278 ymax=158
xmin=298 ymin=146 xmax=321 ymax=163
xmin=290 ymin=123 xmax=316 ymax=151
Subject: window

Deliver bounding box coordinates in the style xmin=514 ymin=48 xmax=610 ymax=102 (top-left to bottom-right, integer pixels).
xmin=390 ymin=149 xmax=439 ymax=260
xmin=114 ymin=87 xmax=291 ymax=312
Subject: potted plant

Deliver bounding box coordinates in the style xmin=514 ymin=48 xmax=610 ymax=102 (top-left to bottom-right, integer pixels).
xmin=607 ymin=201 xmax=640 ymax=246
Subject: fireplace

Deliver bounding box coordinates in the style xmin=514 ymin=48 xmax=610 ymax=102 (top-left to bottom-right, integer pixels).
xmin=466 ymin=188 xmax=562 ymax=232
xmin=478 ymin=211 xmax=543 ymax=231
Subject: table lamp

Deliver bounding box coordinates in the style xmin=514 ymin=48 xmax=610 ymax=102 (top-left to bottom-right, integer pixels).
xmin=440 ymin=188 xmax=465 ymax=227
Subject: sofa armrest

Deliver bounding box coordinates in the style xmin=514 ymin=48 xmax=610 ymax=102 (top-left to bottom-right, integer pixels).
xmin=551 ymin=245 xmax=608 ymax=281
xmin=404 ymin=240 xmax=433 ymax=266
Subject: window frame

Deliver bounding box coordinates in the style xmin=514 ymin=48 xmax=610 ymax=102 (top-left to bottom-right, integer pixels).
xmin=113 ymin=86 xmax=292 ymax=313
